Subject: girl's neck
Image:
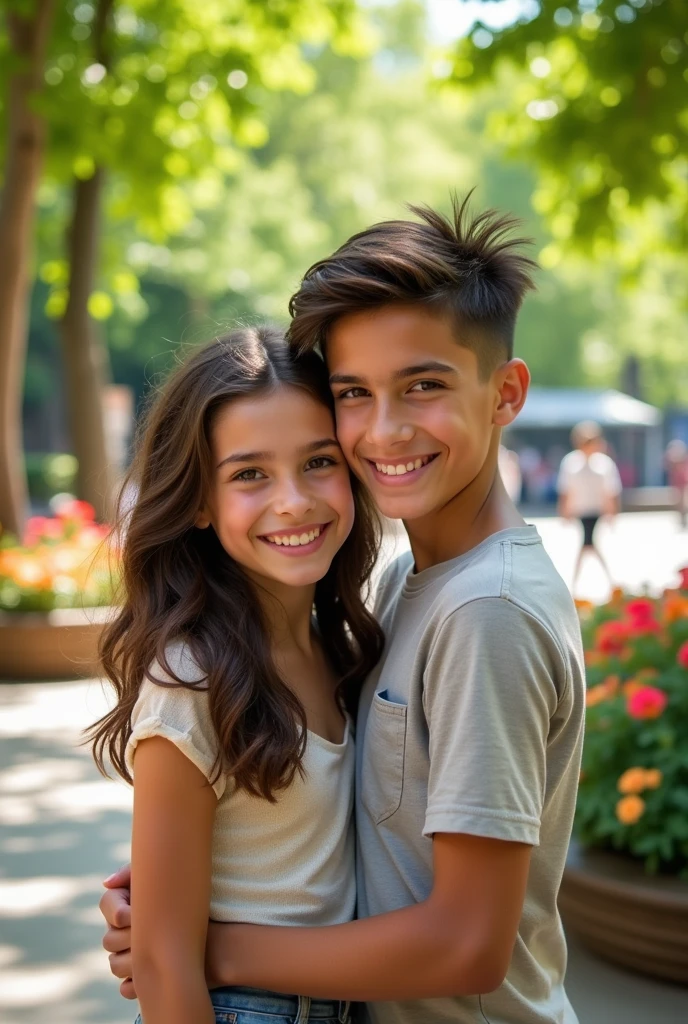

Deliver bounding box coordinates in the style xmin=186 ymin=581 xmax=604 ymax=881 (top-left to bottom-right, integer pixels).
xmin=247 ymin=573 xmax=316 ymax=655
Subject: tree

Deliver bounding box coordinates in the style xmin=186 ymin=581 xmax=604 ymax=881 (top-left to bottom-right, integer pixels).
xmin=449 ymin=0 xmax=687 ymax=259
xmin=0 ymin=0 xmax=56 ymax=535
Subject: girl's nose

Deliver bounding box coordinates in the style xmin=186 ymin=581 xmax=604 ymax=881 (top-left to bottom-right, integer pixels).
xmin=273 ymin=479 xmax=316 ymax=518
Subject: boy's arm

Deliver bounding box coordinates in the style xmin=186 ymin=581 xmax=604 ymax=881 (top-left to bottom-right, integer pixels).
xmin=206 ymin=832 xmax=531 ymax=1000
xmin=211 ymin=597 xmax=556 ymax=1001
xmin=130 ymin=736 xmax=217 ymax=1024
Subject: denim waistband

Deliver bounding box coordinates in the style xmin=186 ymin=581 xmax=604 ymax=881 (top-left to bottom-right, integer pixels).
xmin=211 ymin=985 xmax=351 ymax=1021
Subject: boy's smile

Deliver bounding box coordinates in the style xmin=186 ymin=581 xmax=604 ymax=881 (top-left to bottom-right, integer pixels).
xmin=328 ymin=305 xmax=500 ymax=524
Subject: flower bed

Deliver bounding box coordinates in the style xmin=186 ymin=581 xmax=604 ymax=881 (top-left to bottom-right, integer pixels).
xmin=0 ymin=500 xmax=118 ymax=680
xmin=575 ymin=569 xmax=688 ymax=877
xmin=559 ymin=570 xmax=688 ymax=981
xmin=0 ymin=500 xmax=116 ymax=612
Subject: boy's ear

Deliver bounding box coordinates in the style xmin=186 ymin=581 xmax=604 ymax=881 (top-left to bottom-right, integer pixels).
xmin=492 ymin=358 xmax=530 ymax=427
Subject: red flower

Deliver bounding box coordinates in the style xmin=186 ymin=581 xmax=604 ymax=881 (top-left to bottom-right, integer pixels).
xmin=627 ymin=686 xmax=668 ymax=720
xmin=677 ymin=641 xmax=688 ymax=669
xmin=595 ymin=619 xmax=628 ymax=654
xmin=625 ymin=598 xmax=655 ymax=623
xmin=679 ymin=567 xmax=688 ymax=591
xmin=55 ymin=499 xmax=96 ymax=523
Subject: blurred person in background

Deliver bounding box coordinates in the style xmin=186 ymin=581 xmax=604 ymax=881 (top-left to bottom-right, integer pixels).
xmin=665 ymin=439 xmax=688 ymax=528
xmin=557 ymin=421 xmax=622 ymax=594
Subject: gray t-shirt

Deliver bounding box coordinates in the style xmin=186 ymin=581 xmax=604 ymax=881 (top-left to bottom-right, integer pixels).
xmin=356 ymin=526 xmax=584 ymax=1024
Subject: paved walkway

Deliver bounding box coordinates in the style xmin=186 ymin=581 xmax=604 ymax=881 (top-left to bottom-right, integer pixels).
xmin=1 ymin=513 xmax=688 ymax=1022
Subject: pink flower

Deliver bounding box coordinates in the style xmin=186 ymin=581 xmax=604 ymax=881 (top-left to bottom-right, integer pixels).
xmin=677 ymin=641 xmax=688 ymax=669
xmin=627 ymin=686 xmax=668 ymax=720
xmin=679 ymin=567 xmax=688 ymax=591
xmin=595 ymin=619 xmax=629 ymax=654
xmin=55 ymin=499 xmax=96 ymax=523
xmin=625 ymin=598 xmax=655 ymax=624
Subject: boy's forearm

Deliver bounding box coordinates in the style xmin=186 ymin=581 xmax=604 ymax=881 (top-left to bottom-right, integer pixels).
xmin=207 ymin=899 xmax=499 ymax=1001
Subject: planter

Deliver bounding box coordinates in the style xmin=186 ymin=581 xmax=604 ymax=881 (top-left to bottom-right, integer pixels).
xmin=0 ymin=607 xmax=114 ymax=681
xmin=559 ymin=839 xmax=688 ymax=984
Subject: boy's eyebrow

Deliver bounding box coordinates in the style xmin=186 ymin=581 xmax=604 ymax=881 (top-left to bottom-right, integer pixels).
xmin=329 ymin=361 xmax=456 ymax=386
xmin=216 ymin=437 xmax=338 ymax=470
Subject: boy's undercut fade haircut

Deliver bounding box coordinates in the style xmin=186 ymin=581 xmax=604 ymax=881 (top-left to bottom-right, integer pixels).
xmin=288 ymin=193 xmax=537 ymax=377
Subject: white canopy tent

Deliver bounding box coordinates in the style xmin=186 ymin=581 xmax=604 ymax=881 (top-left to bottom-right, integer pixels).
xmin=507 ymin=387 xmax=664 ymax=485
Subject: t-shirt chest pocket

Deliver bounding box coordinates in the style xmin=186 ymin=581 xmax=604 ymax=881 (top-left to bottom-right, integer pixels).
xmin=361 ymin=689 xmax=408 ymax=824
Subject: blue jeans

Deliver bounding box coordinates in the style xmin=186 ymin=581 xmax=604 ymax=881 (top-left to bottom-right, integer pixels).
xmin=135 ymin=985 xmax=353 ymax=1023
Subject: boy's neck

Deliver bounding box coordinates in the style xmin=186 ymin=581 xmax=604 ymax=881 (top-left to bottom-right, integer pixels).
xmin=404 ymin=444 xmax=526 ymax=573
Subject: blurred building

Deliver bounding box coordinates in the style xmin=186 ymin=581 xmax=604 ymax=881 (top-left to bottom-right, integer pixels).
xmin=506 ymin=387 xmax=664 ymax=502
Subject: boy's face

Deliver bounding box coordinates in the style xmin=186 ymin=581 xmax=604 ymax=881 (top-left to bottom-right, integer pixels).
xmin=327 ymin=305 xmax=508 ymax=522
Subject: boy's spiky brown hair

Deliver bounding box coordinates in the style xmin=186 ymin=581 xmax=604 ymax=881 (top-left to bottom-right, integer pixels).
xmin=288 ymin=193 xmax=537 ymax=376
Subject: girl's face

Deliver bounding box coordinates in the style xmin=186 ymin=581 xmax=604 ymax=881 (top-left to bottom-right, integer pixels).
xmin=197 ymin=386 xmax=355 ymax=591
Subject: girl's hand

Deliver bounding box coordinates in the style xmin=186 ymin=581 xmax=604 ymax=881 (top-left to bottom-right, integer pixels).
xmin=100 ymin=864 xmax=136 ymax=998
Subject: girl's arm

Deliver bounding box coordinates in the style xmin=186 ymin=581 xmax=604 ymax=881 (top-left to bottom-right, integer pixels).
xmin=206 ymin=831 xmax=532 ymax=1001
xmin=131 ymin=736 xmax=217 ymax=1024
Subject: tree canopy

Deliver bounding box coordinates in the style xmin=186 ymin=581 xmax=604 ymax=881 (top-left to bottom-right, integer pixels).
xmin=450 ymin=0 xmax=687 ymax=261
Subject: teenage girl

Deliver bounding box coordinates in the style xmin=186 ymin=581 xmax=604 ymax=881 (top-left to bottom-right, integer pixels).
xmin=89 ymin=326 xmax=383 ymax=1024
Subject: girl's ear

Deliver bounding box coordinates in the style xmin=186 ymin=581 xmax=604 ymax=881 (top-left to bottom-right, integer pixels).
xmin=195 ymin=505 xmax=211 ymax=529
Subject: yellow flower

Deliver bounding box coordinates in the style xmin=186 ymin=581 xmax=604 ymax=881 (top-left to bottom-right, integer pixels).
xmin=616 ymin=794 xmax=645 ymax=825
xmin=643 ymin=769 xmax=662 ymax=790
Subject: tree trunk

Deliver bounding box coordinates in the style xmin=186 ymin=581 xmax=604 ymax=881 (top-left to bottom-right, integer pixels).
xmin=0 ymin=0 xmax=56 ymax=537
xmin=59 ymin=168 xmax=114 ymax=521
xmin=58 ymin=0 xmax=115 ymax=523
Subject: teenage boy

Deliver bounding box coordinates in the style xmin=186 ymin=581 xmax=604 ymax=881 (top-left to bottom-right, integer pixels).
xmin=101 ymin=198 xmax=585 ymax=1023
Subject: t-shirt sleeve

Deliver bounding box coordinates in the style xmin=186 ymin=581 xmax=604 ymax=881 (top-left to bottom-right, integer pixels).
xmin=125 ymin=651 xmax=226 ymax=800
xmin=602 ymin=456 xmax=622 ymax=496
xmin=422 ymin=598 xmax=562 ymax=846
xmin=556 ymin=454 xmax=572 ymax=494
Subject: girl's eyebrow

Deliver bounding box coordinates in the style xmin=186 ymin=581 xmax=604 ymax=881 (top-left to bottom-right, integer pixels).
xmin=216 ymin=437 xmax=339 ymax=470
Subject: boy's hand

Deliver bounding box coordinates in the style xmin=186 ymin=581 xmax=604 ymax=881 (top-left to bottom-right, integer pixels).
xmin=100 ymin=864 xmax=136 ymax=999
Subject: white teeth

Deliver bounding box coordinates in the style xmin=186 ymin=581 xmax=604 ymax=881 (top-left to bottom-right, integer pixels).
xmin=266 ymin=527 xmax=322 ymax=547
xmin=374 ymin=457 xmax=433 ymax=476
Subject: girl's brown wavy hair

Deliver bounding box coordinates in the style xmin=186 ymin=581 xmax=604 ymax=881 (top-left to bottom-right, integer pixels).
xmin=88 ymin=325 xmax=384 ymax=800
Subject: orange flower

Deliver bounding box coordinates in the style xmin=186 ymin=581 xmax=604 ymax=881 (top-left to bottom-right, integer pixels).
xmin=622 ymin=678 xmax=644 ymax=698
xmin=585 ymin=650 xmax=607 ymax=668
xmin=586 ymin=684 xmax=610 ymax=707
xmin=663 ymin=595 xmax=688 ymax=623
xmin=616 ymin=794 xmax=645 ymax=825
xmin=602 ymin=674 xmax=620 ymax=696
xmin=610 ymin=586 xmax=625 ymax=605
xmin=617 ymin=767 xmax=649 ymax=794
xmin=643 ymin=769 xmax=663 ymax=789
xmin=636 ymin=667 xmax=659 ymax=681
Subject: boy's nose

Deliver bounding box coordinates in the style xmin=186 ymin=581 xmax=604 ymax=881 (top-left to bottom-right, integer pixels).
xmin=365 ymin=405 xmax=414 ymax=449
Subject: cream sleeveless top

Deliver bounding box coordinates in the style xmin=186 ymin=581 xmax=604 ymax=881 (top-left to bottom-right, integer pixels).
xmin=125 ymin=643 xmax=355 ymax=925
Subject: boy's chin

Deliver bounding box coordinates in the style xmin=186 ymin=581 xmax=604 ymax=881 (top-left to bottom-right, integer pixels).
xmin=371 ymin=493 xmax=437 ymax=523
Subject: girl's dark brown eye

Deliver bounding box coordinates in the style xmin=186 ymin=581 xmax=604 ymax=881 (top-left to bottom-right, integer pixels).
xmin=233 ymin=468 xmax=264 ymax=482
